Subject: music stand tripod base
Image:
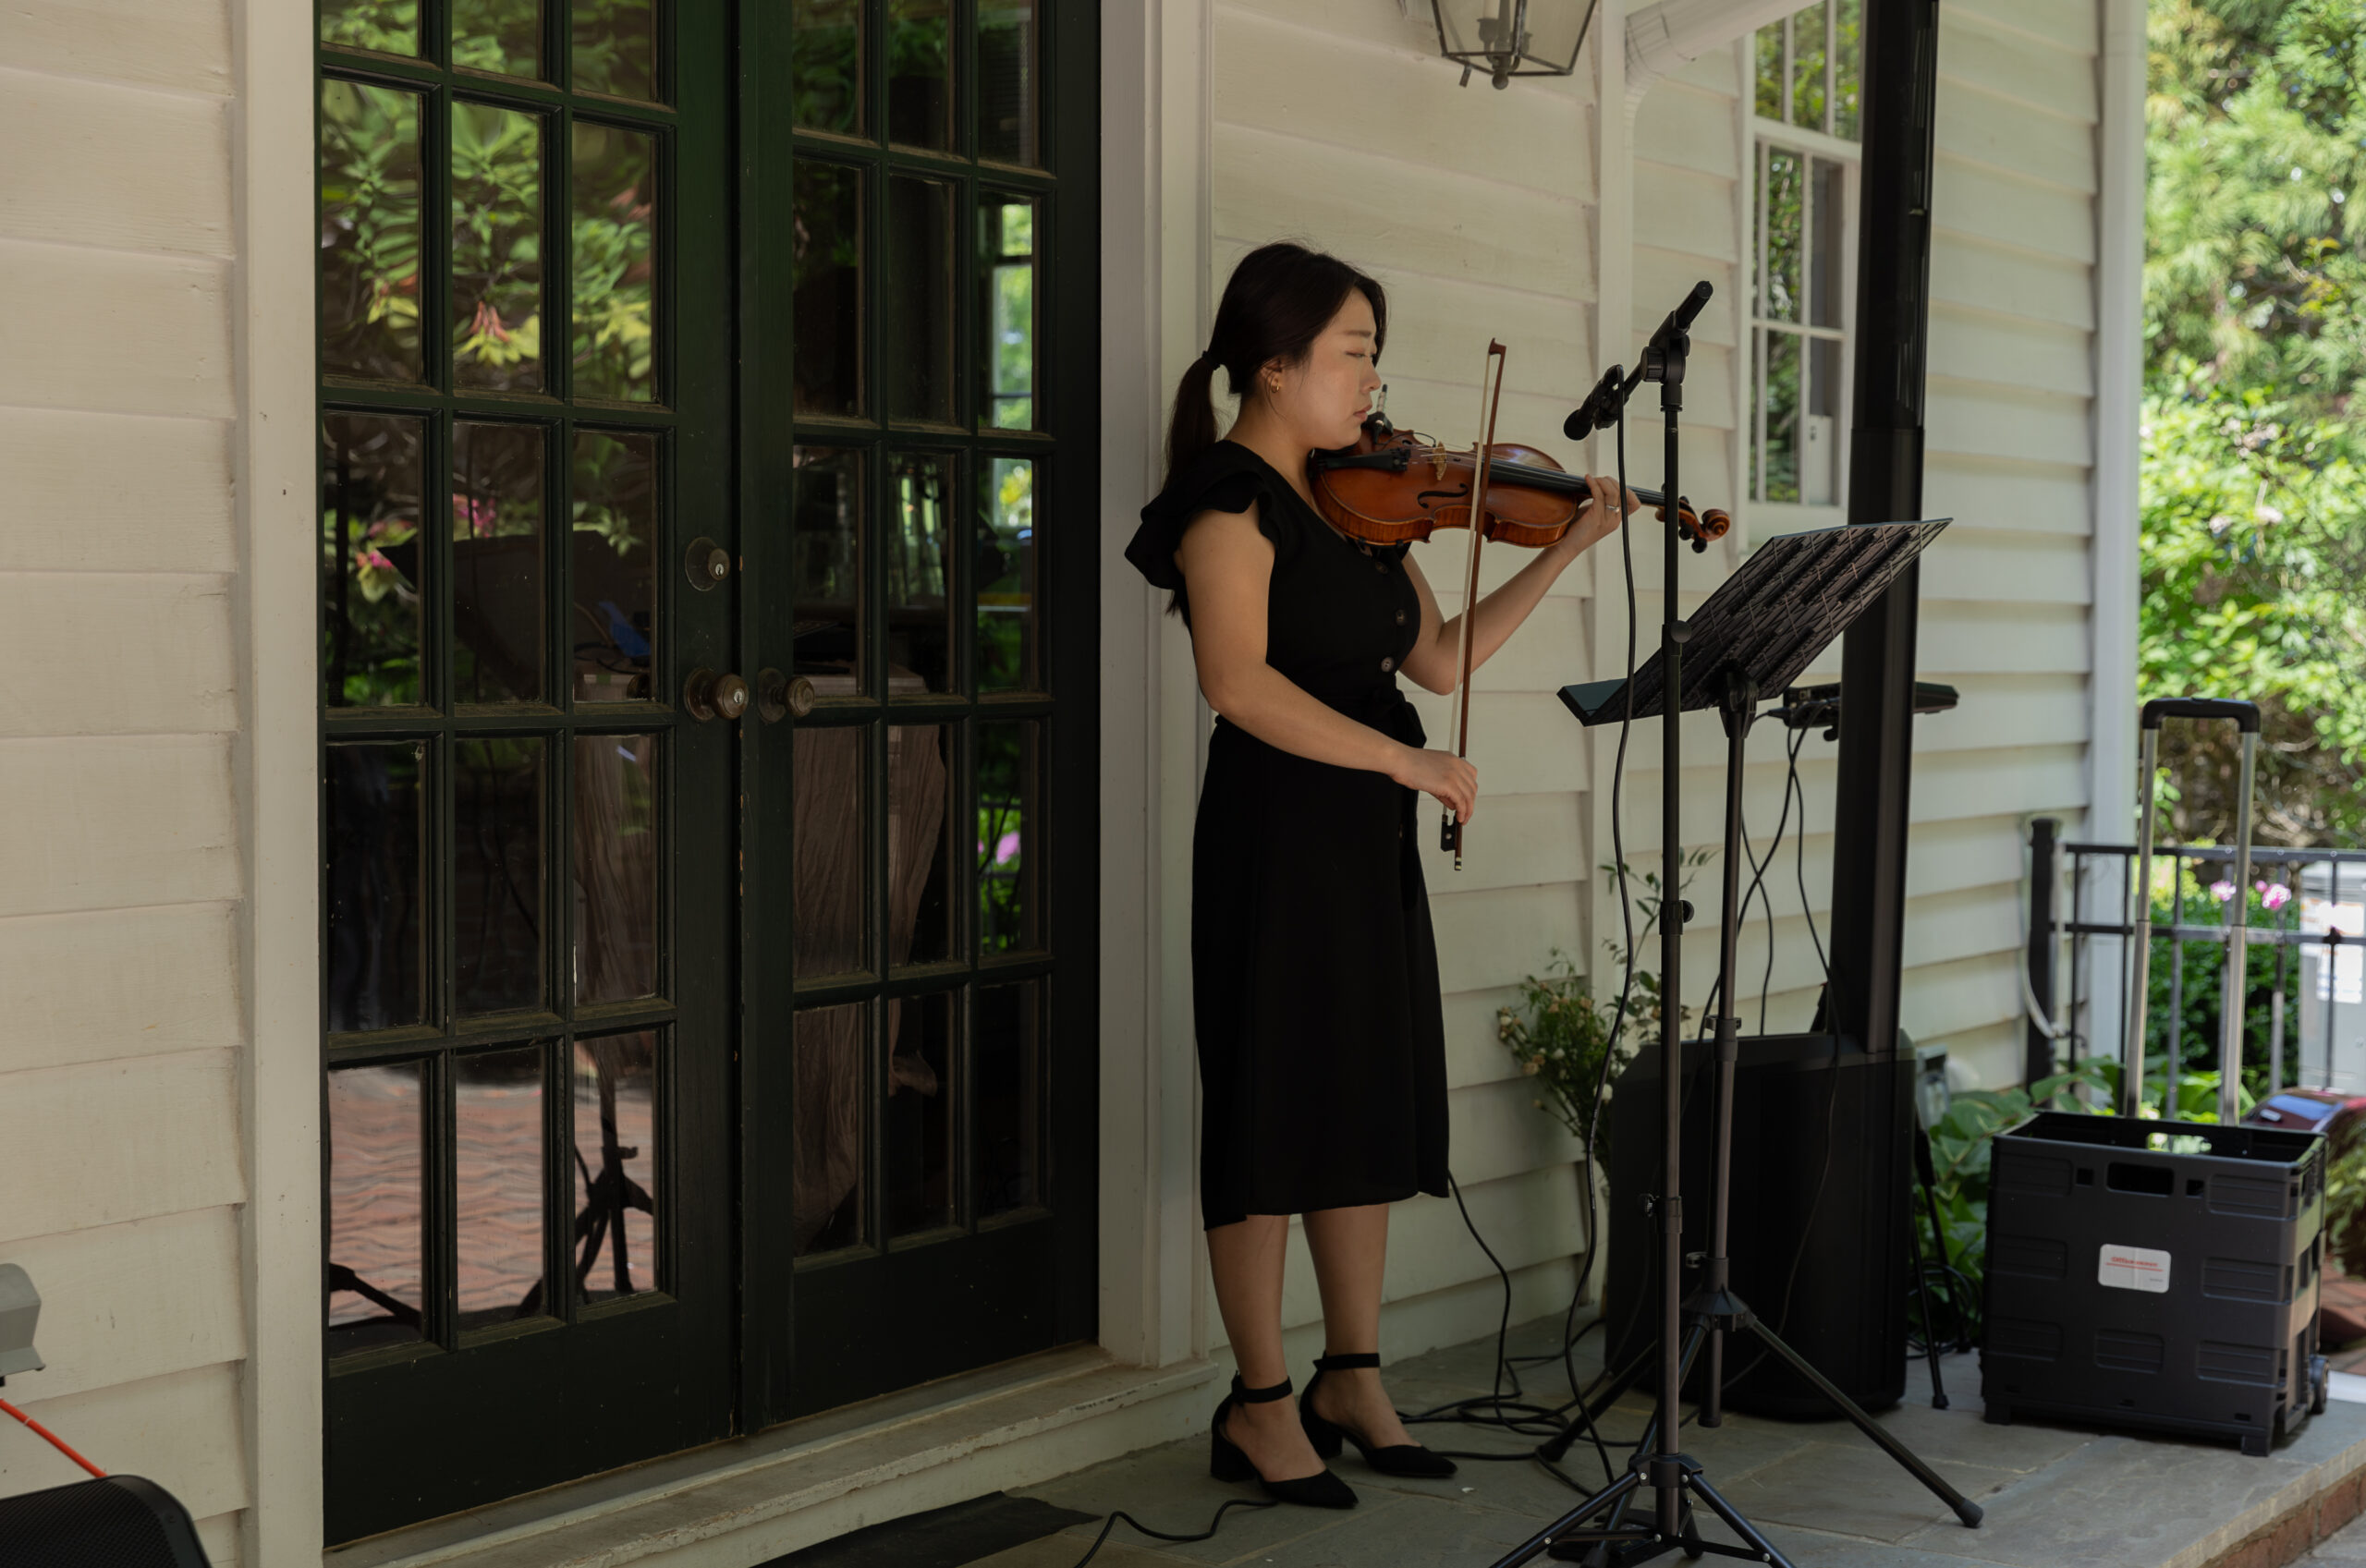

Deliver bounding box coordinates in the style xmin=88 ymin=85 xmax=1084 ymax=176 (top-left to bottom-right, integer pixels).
xmin=1491 ymin=517 xmax=1976 ymax=1568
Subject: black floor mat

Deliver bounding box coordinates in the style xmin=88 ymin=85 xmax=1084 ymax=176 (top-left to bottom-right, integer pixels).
xmin=762 ymin=1492 xmax=1097 ymax=1568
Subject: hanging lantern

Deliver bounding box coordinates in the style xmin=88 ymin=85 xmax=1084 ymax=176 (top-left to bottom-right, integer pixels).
xmin=1431 ymin=0 xmax=1596 ymax=90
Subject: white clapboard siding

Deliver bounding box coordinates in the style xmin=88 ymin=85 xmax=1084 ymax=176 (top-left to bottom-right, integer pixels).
xmin=0 ymin=735 xmax=238 ymax=918
xmin=0 ymin=408 xmax=236 ymax=573
xmin=0 ymin=1209 xmax=244 ymax=1403
xmin=0 ymin=1050 xmax=244 ymax=1247
xmin=0 ymin=239 xmax=234 ymax=419
xmin=0 ymin=575 xmax=236 ymax=737
xmin=0 ymin=66 xmax=232 ymax=257
xmin=0 ymin=904 xmax=242 ymax=1075
xmin=196 ymin=1512 xmax=240 ymax=1568
xmin=0 ymin=0 xmax=230 ymax=95
xmin=0 ymin=1365 xmax=248 ymax=1524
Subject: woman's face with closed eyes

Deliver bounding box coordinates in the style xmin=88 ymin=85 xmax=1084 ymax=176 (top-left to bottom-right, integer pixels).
xmin=1259 ymin=291 xmax=1384 ymax=452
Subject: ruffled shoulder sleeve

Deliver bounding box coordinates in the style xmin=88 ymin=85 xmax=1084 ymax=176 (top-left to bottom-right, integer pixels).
xmin=1125 ymin=442 xmax=1298 ymax=594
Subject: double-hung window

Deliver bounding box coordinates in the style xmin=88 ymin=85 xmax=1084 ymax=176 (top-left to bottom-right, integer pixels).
xmin=1748 ymin=3 xmax=1861 ymax=519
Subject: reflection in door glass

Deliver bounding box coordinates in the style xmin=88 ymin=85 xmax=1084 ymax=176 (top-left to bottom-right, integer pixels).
xmin=977 ymin=720 xmax=1041 ymax=954
xmin=321 ymin=81 xmax=424 ymax=383
xmin=572 ymin=122 xmax=657 ymax=401
xmin=888 ymin=454 xmax=951 ymax=691
xmin=573 ymin=0 xmax=658 ymax=101
xmin=452 ymin=421 xmax=546 ymax=703
xmin=977 ymin=0 xmax=1039 ymax=165
xmin=456 ymin=1044 xmax=548 ymax=1331
xmin=573 ymin=734 xmax=658 ymax=1003
xmin=452 ymin=103 xmax=544 ymax=392
xmin=574 ymin=1032 xmax=660 ymax=1298
xmin=323 ymin=413 xmax=425 ymax=708
xmin=455 ymin=736 xmax=546 ymax=1014
xmin=792 ymin=164 xmax=864 ymax=418
xmin=791 ymin=447 xmax=863 ymax=686
xmin=794 ymin=726 xmax=871 ymax=978
xmin=976 ymin=979 xmax=1042 ymax=1217
xmin=790 ymin=0 xmax=862 ymax=135
xmin=327 ymin=1061 xmax=427 ymax=1353
xmin=886 ymin=0 xmax=952 ymax=150
xmin=978 ymin=457 xmax=1035 ymax=692
xmin=322 ymin=0 xmax=419 ymax=55
xmin=325 ymin=742 xmax=426 ymax=1032
xmin=1756 ymin=328 xmax=1799 ymax=504
xmin=886 ymin=724 xmax=952 ymax=967
xmin=886 ymin=176 xmax=957 ymax=424
xmin=795 ymin=1003 xmax=869 ymax=1256
xmin=981 ymin=199 xmax=1035 ymax=430
xmin=455 ymin=0 xmax=543 ymax=79
xmin=571 ymin=431 xmax=657 ymax=701
xmin=885 ymin=991 xmax=954 ymax=1236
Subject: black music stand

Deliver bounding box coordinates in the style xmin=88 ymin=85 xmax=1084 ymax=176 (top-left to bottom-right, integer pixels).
xmin=1489 ymin=518 xmax=1982 ymax=1568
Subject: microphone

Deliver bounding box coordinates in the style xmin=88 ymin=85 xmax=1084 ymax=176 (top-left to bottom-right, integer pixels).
xmin=1563 ymin=364 xmax=1627 ymax=441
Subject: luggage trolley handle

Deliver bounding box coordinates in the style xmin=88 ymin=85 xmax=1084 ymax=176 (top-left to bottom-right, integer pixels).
xmin=2127 ymin=698 xmax=2262 ymax=1122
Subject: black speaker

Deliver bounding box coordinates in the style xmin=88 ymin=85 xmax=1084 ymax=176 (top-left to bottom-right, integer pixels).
xmin=0 ymin=1477 xmax=212 ymax=1567
xmin=1604 ymin=1032 xmax=1915 ymax=1416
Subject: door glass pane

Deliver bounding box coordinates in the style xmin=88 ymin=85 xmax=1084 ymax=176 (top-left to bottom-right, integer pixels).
xmin=1789 ymin=1 xmax=1827 ymax=132
xmin=885 ymin=991 xmax=954 ymax=1236
xmin=571 ymin=430 xmax=658 ymax=702
xmin=1754 ymin=20 xmax=1781 ymax=121
xmin=978 ymin=0 xmax=1040 ymax=165
xmin=886 ymin=0 xmax=952 ymax=151
xmin=327 ymin=1061 xmax=427 ymax=1353
xmin=886 ymin=176 xmax=956 ymax=424
xmin=573 ymin=0 xmax=658 ymax=101
xmin=791 ymin=446 xmax=863 ymax=686
xmin=888 ymin=453 xmax=952 ymax=691
xmin=574 ymin=1031 xmax=660 ymax=1298
xmin=574 ymin=733 xmax=658 ymax=1003
xmin=326 ymin=741 xmax=427 ymax=1033
xmin=1834 ymin=0 xmax=1862 ymax=139
xmin=1758 ymin=328 xmax=1801 ymax=504
xmin=452 ymin=421 xmax=546 ymax=704
xmin=572 ymin=122 xmax=657 ymax=401
xmin=979 ymin=456 xmax=1035 ymax=692
xmin=977 ymin=719 xmax=1041 ymax=954
xmin=1762 ymin=146 xmax=1801 ymax=322
xmin=455 ymin=736 xmax=546 ymax=1014
xmin=323 ymin=413 xmax=425 ymax=708
xmin=323 ymin=0 xmax=420 ymax=55
xmin=976 ymin=978 xmax=1042 ymax=1217
xmin=792 ymin=164 xmax=865 ymax=418
xmin=455 ymin=0 xmax=542 ymax=79
xmin=795 ymin=1003 xmax=869 ymax=1256
xmin=1808 ymin=158 xmax=1844 ymax=328
xmin=794 ymin=726 xmax=871 ymax=978
xmin=453 ymin=103 xmax=545 ymax=392
xmin=321 ymin=81 xmax=424 ymax=383
xmin=455 ymin=1044 xmax=548 ymax=1331
xmin=792 ymin=0 xmax=863 ymax=135
xmin=1803 ymin=337 xmax=1841 ymax=506
xmin=981 ymin=198 xmax=1035 ymax=430
xmin=887 ymin=724 xmax=952 ymax=967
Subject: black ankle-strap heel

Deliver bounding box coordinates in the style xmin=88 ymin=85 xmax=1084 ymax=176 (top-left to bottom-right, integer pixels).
xmin=1209 ymin=1374 xmax=1357 ymax=1508
xmin=1300 ymin=1351 xmax=1458 ymax=1478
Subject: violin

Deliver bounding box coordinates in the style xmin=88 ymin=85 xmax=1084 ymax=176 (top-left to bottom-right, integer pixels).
xmin=1311 ymin=343 xmax=1732 ymax=871
xmin=1308 ymin=420 xmax=1731 ymax=552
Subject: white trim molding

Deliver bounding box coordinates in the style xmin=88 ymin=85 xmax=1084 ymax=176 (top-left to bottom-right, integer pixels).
xmin=2091 ymin=0 xmax=2144 ymax=845
xmin=1625 ymin=0 xmax=1805 ymax=105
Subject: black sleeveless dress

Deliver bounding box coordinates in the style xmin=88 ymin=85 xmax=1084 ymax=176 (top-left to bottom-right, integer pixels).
xmin=1127 ymin=441 xmax=1451 ymax=1228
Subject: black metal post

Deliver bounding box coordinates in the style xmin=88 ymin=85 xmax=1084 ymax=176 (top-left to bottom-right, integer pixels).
xmin=1829 ymin=0 xmax=1941 ymax=1064
xmin=1653 ymin=385 xmax=1686 ymax=1540
xmin=2026 ymin=817 xmax=2060 ymax=1088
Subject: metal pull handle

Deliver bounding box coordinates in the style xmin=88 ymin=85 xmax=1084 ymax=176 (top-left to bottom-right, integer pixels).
xmin=683 ymin=668 xmax=750 ymax=722
xmin=756 ymin=668 xmax=814 ymax=723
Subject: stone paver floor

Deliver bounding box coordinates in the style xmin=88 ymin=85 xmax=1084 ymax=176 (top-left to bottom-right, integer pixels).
xmin=962 ymin=1312 xmax=2366 ymax=1568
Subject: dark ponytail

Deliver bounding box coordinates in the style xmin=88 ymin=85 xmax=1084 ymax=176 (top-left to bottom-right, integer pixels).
xmin=1162 ymin=241 xmax=1388 ymax=486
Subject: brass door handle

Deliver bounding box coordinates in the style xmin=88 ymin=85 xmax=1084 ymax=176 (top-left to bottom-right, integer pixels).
xmin=683 ymin=668 xmax=750 ymax=722
xmin=756 ymin=668 xmax=814 ymax=723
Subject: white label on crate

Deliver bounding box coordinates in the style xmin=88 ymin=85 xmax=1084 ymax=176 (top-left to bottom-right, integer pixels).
xmin=2098 ymin=1244 xmax=2172 ymax=1294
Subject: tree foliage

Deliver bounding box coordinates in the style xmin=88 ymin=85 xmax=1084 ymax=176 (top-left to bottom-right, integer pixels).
xmin=2143 ymin=0 xmax=2366 ymax=845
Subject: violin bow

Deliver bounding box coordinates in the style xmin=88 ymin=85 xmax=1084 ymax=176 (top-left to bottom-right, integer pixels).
xmin=1441 ymin=340 xmax=1507 ymax=869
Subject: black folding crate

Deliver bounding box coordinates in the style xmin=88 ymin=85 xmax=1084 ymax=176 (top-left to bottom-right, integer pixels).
xmin=1981 ymin=1112 xmax=2329 ymax=1455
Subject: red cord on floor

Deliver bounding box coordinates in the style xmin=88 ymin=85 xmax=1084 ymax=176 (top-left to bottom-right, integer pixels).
xmin=0 ymin=1396 xmax=105 ymax=1478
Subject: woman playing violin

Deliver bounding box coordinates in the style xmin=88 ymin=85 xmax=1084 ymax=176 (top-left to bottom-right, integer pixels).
xmin=1124 ymin=240 xmax=1640 ymax=1508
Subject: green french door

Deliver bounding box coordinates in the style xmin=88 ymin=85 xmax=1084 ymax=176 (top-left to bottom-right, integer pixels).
xmin=741 ymin=0 xmax=1098 ymax=1424
xmin=315 ymin=0 xmax=736 ymax=1540
xmin=314 ymin=0 xmax=1095 ymax=1538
